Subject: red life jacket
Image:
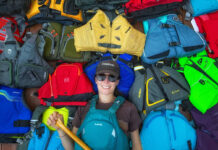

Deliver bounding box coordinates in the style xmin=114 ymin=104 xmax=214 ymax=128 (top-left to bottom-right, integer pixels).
xmin=125 ymin=0 xmax=183 ymax=13
xmin=38 ymin=63 xmax=95 ymax=106
xmin=194 ymin=11 xmax=218 ymax=59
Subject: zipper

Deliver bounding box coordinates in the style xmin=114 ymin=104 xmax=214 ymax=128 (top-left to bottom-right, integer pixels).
xmin=164 ymin=112 xmax=174 ymax=150
xmin=58 ymin=25 xmax=65 ymax=58
xmin=188 ymin=59 xmax=218 ymax=86
xmin=44 ymin=130 xmax=52 ymax=150
xmin=170 ymin=119 xmax=176 ymax=140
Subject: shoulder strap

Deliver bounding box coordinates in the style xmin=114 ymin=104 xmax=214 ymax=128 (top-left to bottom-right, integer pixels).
xmin=89 ymin=95 xmax=98 ymax=111
xmin=108 ymin=96 xmax=125 ymax=113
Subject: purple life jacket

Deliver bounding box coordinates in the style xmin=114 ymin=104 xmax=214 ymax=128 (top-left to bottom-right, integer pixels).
xmin=191 ymin=104 xmax=218 ymax=150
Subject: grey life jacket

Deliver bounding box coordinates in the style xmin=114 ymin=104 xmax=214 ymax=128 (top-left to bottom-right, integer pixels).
xmin=0 ymin=20 xmax=53 ymax=88
xmin=129 ymin=64 xmax=190 ymax=115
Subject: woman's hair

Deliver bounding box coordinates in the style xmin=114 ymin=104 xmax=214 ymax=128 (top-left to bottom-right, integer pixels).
xmin=114 ymin=88 xmax=125 ymax=97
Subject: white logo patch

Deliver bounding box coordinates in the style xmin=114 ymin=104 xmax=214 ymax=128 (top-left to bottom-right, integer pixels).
xmin=94 ymin=123 xmax=103 ymax=126
xmin=112 ymin=129 xmax=116 ymax=137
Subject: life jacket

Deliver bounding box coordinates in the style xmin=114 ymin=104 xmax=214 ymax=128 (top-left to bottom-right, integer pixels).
xmin=38 ymin=63 xmax=94 ymax=106
xmin=140 ymin=110 xmax=196 ymax=150
xmin=84 ymin=53 xmax=135 ymax=98
xmin=141 ymin=14 xmax=206 ymax=64
xmin=191 ymin=104 xmax=218 ymax=150
xmin=74 ymin=9 xmax=146 ymax=57
xmin=178 ymin=50 xmax=218 ymax=114
xmin=28 ymin=123 xmax=64 ymax=150
xmin=192 ymin=11 xmax=218 ymax=58
xmin=75 ymin=95 xmax=129 ymax=150
xmin=124 ymin=0 xmax=184 ymax=20
xmin=0 ymin=0 xmax=31 ymax=17
xmin=0 ymin=18 xmax=54 ymax=88
xmin=129 ymin=64 xmax=190 ymax=115
xmin=26 ymin=0 xmax=83 ymax=25
xmin=0 ymin=86 xmax=32 ymax=143
xmin=185 ymin=0 xmax=218 ymax=17
xmin=0 ymin=17 xmax=26 ymax=44
xmin=37 ymin=22 xmax=91 ymax=62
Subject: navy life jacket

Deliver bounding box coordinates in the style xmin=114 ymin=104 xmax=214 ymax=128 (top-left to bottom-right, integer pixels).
xmin=84 ymin=53 xmax=134 ymax=98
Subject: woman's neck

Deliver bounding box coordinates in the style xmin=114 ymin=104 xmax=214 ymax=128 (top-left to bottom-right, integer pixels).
xmin=98 ymin=94 xmax=115 ymax=103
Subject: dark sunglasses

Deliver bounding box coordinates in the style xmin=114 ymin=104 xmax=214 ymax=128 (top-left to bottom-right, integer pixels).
xmin=95 ymin=74 xmax=118 ymax=82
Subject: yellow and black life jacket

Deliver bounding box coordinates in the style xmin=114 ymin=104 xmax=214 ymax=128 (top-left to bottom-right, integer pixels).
xmin=74 ymin=9 xmax=146 ymax=56
xmin=26 ymin=0 xmax=83 ymax=23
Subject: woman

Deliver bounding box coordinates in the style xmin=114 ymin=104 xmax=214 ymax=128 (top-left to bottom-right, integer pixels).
xmin=47 ymin=60 xmax=142 ymax=150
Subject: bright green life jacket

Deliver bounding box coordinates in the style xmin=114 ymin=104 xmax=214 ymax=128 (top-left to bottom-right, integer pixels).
xmin=179 ymin=50 xmax=218 ymax=114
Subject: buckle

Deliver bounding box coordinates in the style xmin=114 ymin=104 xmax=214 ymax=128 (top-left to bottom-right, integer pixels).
xmin=155 ymin=61 xmax=164 ymax=68
xmin=169 ymin=42 xmax=180 ymax=46
xmin=162 ymin=24 xmax=171 ymax=28
xmin=199 ymin=79 xmax=205 ymax=85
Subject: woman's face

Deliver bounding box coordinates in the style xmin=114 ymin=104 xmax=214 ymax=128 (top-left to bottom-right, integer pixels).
xmin=95 ymin=73 xmax=119 ymax=96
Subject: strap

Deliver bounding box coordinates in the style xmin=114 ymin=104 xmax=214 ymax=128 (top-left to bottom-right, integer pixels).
xmin=149 ymin=65 xmax=169 ymax=101
xmin=187 ymin=140 xmax=192 ymax=150
xmin=117 ymin=56 xmax=133 ymax=68
xmin=108 ymin=96 xmax=125 ymax=113
xmin=89 ymin=95 xmax=98 ymax=111
xmin=13 ymin=120 xmax=30 ymax=127
xmin=30 ymin=106 xmax=47 ymax=125
xmin=162 ymin=23 xmax=182 ymax=48
xmin=188 ymin=59 xmax=218 ymax=86
xmin=214 ymin=59 xmax=218 ymax=68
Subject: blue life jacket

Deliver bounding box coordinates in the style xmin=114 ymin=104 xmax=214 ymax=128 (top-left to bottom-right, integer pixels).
xmin=140 ymin=110 xmax=196 ymax=150
xmin=0 ymin=86 xmax=32 ymax=136
xmin=141 ymin=14 xmax=206 ymax=64
xmin=84 ymin=53 xmax=134 ymax=98
xmin=75 ymin=95 xmax=130 ymax=150
xmin=188 ymin=0 xmax=218 ymax=17
xmin=28 ymin=123 xmax=64 ymax=150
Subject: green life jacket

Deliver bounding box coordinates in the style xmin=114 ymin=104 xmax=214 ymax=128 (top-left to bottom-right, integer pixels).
xmin=179 ymin=50 xmax=218 ymax=114
xmin=37 ymin=22 xmax=91 ymax=62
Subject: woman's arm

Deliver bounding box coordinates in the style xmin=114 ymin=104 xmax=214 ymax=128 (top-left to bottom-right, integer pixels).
xmin=130 ymin=129 xmax=142 ymax=150
xmin=47 ymin=112 xmax=78 ymax=150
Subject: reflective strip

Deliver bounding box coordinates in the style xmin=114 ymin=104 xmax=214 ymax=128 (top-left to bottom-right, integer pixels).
xmin=134 ymin=65 xmax=144 ymax=71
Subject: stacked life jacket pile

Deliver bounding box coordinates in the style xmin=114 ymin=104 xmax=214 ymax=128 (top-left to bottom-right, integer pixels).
xmin=0 ymin=0 xmax=217 ymax=150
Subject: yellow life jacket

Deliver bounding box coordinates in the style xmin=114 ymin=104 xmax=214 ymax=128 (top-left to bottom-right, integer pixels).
xmin=42 ymin=106 xmax=69 ymax=131
xmin=26 ymin=0 xmax=83 ymax=22
xmin=74 ymin=10 xmax=146 ymax=56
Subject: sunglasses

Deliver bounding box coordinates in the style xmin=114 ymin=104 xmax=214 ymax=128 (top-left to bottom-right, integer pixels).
xmin=95 ymin=74 xmax=118 ymax=82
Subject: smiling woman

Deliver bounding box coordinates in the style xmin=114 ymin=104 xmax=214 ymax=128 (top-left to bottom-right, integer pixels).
xmin=47 ymin=60 xmax=142 ymax=150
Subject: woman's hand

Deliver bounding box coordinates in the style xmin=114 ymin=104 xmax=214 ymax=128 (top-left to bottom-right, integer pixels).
xmin=47 ymin=111 xmax=64 ymax=130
